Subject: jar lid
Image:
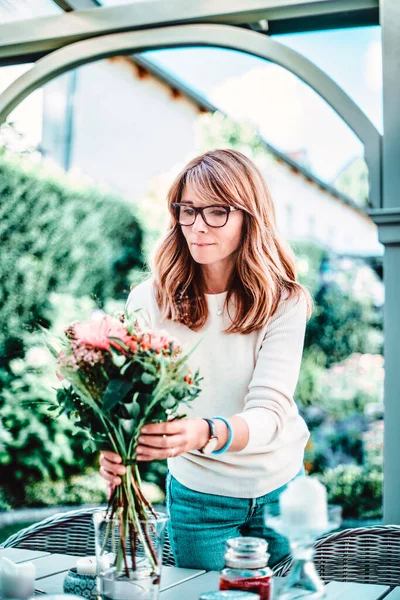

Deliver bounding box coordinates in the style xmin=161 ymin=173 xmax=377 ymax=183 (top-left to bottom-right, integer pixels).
xmin=199 ymin=592 xmax=260 ymax=599
xmin=224 ymin=537 xmax=270 ymax=569
xmin=29 ymin=596 xmax=87 ymax=599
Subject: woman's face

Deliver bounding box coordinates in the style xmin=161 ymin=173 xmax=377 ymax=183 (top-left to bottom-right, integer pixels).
xmin=179 ymin=183 xmax=244 ymax=268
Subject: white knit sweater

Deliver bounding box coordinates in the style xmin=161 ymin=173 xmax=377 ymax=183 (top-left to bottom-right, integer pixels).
xmin=126 ymin=279 xmax=309 ymax=498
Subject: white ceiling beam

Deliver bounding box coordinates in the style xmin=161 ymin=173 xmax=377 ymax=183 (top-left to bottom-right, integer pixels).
xmin=0 ymin=0 xmax=379 ymax=63
xmin=51 ymin=0 xmax=100 ymax=11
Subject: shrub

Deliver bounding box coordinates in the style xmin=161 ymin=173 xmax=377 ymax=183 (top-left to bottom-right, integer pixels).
xmin=24 ymin=470 xmax=107 ymax=507
xmin=305 ymin=283 xmax=373 ymax=367
xmin=318 ymin=353 xmax=384 ymax=420
xmin=0 ymin=155 xmax=144 ymax=344
xmin=0 ymin=155 xmax=145 ymax=507
xmin=0 ymin=347 xmax=91 ymax=507
xmin=296 ymin=349 xmax=326 ymax=408
xmin=318 ymin=464 xmax=382 ymax=519
xmin=0 ymin=487 xmax=11 ymax=511
xmin=24 ymin=470 xmax=165 ymax=507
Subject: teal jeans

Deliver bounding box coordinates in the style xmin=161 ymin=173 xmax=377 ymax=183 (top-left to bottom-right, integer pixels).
xmin=166 ymin=468 xmax=304 ymax=571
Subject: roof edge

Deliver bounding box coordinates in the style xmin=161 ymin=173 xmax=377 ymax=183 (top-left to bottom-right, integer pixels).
xmin=132 ymin=53 xmax=368 ymax=217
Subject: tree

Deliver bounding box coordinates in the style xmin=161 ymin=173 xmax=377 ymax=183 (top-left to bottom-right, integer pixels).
xmin=0 ymin=155 xmax=145 ymax=507
xmin=305 ymin=282 xmax=372 ymax=367
xmin=0 ymin=156 xmax=143 ymax=342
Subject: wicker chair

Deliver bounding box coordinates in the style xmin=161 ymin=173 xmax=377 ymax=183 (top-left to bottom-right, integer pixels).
xmin=1 ymin=506 xmax=176 ymax=567
xmin=272 ymin=525 xmax=400 ymax=586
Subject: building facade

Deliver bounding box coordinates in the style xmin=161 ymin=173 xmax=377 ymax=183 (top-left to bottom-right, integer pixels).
xmin=41 ymin=54 xmax=382 ymax=258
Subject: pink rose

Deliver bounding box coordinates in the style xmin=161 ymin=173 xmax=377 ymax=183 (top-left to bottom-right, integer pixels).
xmin=73 ymin=315 xmax=135 ymax=353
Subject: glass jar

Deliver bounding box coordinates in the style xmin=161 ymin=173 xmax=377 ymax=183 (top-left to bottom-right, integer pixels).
xmin=219 ymin=537 xmax=273 ymax=600
xmin=200 ymin=592 xmax=260 ymax=599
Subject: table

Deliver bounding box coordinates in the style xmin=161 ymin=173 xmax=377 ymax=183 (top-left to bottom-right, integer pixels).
xmin=1 ymin=547 xmax=399 ymax=600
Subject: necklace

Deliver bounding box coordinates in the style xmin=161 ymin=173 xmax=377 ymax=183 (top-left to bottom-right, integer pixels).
xmin=206 ymin=288 xmax=225 ymax=317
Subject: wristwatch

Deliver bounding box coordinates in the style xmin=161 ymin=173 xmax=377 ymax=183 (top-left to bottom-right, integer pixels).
xmin=200 ymin=418 xmax=219 ymax=454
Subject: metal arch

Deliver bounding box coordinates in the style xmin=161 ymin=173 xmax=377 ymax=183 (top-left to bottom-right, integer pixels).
xmin=0 ymin=23 xmax=382 ymax=209
xmin=0 ymin=0 xmax=380 ymax=62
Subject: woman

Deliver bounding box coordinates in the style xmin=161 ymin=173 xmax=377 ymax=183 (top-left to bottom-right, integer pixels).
xmin=100 ymin=148 xmax=312 ymax=571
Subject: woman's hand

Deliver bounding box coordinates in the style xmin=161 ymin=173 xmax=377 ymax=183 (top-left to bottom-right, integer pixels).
xmin=99 ymin=451 xmax=126 ymax=494
xmin=136 ymin=418 xmax=210 ymax=461
xmin=99 ymin=419 xmax=208 ymax=482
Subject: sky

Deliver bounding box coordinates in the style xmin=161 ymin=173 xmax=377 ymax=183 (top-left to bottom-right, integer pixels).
xmin=0 ymin=25 xmax=382 ymax=184
xmin=145 ymin=26 xmax=382 ymax=182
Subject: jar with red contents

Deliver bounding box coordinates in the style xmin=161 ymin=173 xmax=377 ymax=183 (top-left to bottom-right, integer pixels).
xmin=219 ymin=537 xmax=273 ymax=600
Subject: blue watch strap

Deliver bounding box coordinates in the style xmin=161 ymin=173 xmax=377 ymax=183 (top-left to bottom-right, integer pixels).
xmin=211 ymin=416 xmax=233 ymax=454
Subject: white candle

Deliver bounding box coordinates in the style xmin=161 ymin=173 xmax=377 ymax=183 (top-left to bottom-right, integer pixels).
xmin=0 ymin=557 xmax=36 ymax=599
xmin=280 ymin=475 xmax=328 ymax=528
xmin=97 ymin=553 xmax=111 ymax=573
xmin=76 ymin=556 xmax=97 ymax=575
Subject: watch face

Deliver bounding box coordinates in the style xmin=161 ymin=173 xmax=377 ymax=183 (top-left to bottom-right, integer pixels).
xmin=202 ymin=437 xmax=219 ymax=454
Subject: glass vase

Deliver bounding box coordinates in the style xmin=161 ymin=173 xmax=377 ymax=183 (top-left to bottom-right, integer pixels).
xmin=265 ymin=505 xmax=342 ymax=600
xmin=93 ymin=510 xmax=168 ymax=600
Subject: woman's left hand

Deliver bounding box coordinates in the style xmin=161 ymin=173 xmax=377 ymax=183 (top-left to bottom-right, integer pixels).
xmin=136 ymin=418 xmax=209 ymax=461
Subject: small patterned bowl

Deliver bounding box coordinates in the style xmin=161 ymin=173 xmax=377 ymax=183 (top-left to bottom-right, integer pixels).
xmin=63 ymin=567 xmax=97 ymax=599
xmin=40 ymin=596 xmax=89 ymax=599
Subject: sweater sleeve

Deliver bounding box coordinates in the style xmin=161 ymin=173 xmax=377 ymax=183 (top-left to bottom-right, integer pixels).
xmin=124 ymin=280 xmax=153 ymax=329
xmin=235 ymin=291 xmax=307 ymax=454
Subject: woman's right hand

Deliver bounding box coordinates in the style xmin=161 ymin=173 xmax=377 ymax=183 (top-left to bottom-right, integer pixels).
xmin=99 ymin=451 xmax=126 ymax=497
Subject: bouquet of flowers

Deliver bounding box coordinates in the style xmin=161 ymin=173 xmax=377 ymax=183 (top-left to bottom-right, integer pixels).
xmin=44 ymin=309 xmax=202 ymax=578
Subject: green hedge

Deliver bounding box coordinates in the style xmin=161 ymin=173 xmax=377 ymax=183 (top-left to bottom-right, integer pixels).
xmin=21 ymin=469 xmax=165 ymax=508
xmin=0 ymin=156 xmax=143 ymax=342
xmin=24 ymin=470 xmax=108 ymax=507
xmin=319 ymin=464 xmax=382 ymax=519
xmin=0 ymin=156 xmax=144 ymax=508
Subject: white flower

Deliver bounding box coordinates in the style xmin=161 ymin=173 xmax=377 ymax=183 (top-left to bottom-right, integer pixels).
xmin=26 ymin=347 xmax=48 ymax=368
xmin=90 ymin=309 xmax=106 ymax=321
xmin=9 ymin=359 xmax=25 ymax=375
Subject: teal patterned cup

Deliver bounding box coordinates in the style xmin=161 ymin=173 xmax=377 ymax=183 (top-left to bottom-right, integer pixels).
xmin=63 ymin=567 xmax=97 ymax=599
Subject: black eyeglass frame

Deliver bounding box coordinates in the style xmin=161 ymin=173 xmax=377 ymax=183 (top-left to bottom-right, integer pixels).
xmin=171 ymin=203 xmax=240 ymax=228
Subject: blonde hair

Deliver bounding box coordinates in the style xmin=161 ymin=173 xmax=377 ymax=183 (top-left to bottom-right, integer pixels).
xmin=151 ymin=149 xmax=312 ymax=334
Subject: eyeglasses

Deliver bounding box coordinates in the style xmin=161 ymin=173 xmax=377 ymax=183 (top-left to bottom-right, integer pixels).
xmin=171 ymin=203 xmax=240 ymax=228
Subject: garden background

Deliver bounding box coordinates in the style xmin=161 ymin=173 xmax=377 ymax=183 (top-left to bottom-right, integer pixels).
xmin=0 ymin=116 xmax=384 ymax=542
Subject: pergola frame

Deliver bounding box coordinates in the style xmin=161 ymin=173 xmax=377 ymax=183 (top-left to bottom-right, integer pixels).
xmin=0 ymin=0 xmax=379 ymax=65
xmin=0 ymin=24 xmax=382 ymax=210
xmin=0 ymin=0 xmax=399 ymax=522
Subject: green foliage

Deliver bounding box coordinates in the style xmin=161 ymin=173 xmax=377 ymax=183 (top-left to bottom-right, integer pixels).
xmin=45 ymin=319 xmax=195 ymax=567
xmin=0 ymin=340 xmax=92 ymax=507
xmin=305 ymin=283 xmax=372 ymax=367
xmin=0 ymin=522 xmax=37 ymax=544
xmin=334 ymin=157 xmax=369 ymax=207
xmin=319 ymin=464 xmax=382 ymax=519
xmin=0 ymin=155 xmax=145 ymax=508
xmin=137 ymin=460 xmax=168 ymax=497
xmin=51 ymin=324 xmax=202 ymax=459
xmin=296 ymin=349 xmax=326 ymax=408
xmin=196 ymin=111 xmax=267 ymax=158
xmin=23 ymin=470 xmax=164 ymax=509
xmin=0 ymin=487 xmax=11 ymax=511
xmin=292 ymin=241 xmax=329 ymax=296
xmin=23 ymin=469 xmax=166 ymax=508
xmin=321 ymin=390 xmax=376 ymax=421
xmin=0 ymin=155 xmax=144 ymax=343
xmin=363 ymin=419 xmax=383 ymax=470
xmin=24 ymin=470 xmax=107 ymax=507
xmin=0 ymin=116 xmax=383 ymax=518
